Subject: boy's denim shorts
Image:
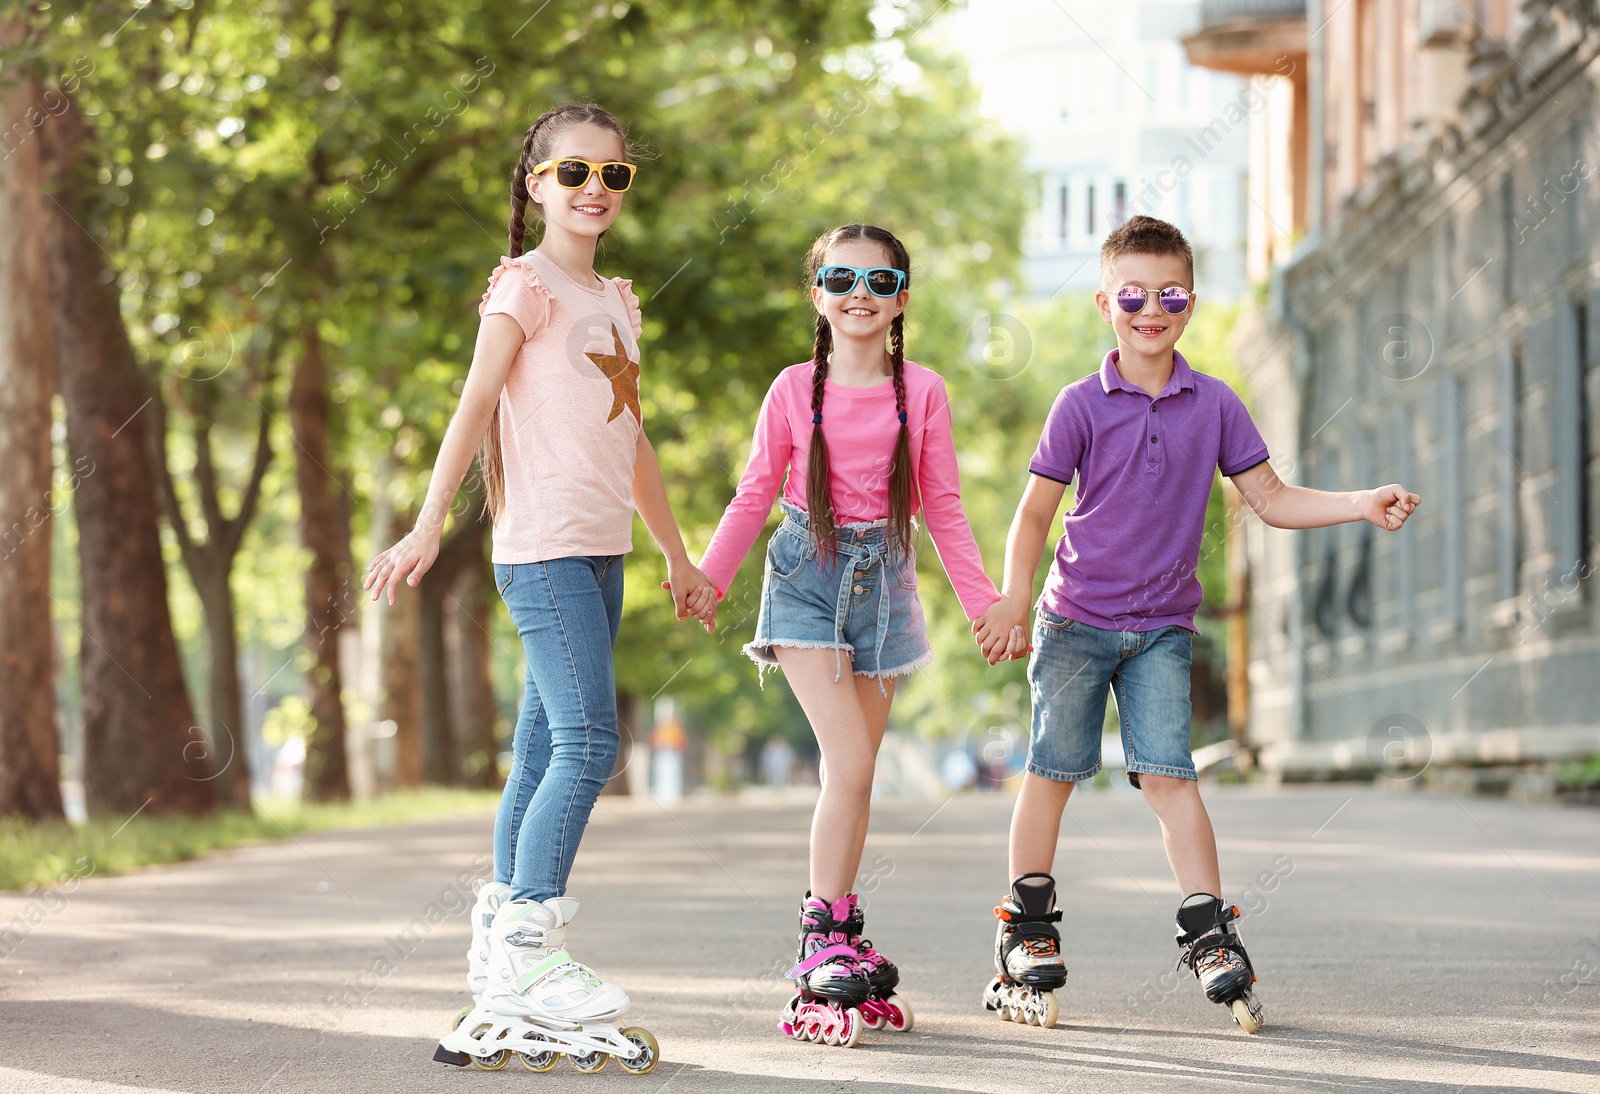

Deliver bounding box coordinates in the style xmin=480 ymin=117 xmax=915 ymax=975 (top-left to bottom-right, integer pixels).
xmin=1026 ymin=607 xmax=1197 ymax=784
xmin=744 ymin=501 xmax=933 ymax=689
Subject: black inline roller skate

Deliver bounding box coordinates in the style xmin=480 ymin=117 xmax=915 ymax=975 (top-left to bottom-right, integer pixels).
xmin=1174 ymin=893 xmax=1264 ymax=1033
xmin=982 ymin=872 xmax=1067 ymax=1028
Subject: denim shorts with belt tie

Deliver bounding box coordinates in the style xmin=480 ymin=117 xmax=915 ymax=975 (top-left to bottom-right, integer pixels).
xmin=743 ymin=501 xmax=934 ymax=693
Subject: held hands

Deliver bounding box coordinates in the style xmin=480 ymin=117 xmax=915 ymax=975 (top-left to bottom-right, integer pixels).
xmin=661 ymin=558 xmax=718 ymax=633
xmin=1363 ymin=484 xmax=1421 ymax=531
xmin=972 ymin=594 xmax=1034 ymax=666
xmin=363 ymin=526 xmax=441 ymax=606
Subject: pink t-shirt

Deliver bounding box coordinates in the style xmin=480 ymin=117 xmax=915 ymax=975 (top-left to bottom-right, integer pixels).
xmin=700 ymin=361 xmax=1000 ymax=620
xmin=478 ymin=250 xmax=643 ymax=564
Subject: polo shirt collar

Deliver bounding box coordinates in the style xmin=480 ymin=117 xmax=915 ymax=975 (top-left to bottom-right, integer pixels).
xmin=1098 ymin=348 xmax=1195 ymax=400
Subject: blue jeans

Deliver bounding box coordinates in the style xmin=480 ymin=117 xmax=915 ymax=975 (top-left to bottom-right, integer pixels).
xmin=491 ymin=555 xmax=624 ymax=902
xmin=1026 ymin=609 xmax=1197 ymax=784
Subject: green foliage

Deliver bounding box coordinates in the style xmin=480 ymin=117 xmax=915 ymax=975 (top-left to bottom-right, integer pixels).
xmin=33 ymin=1 xmax=1250 ymax=773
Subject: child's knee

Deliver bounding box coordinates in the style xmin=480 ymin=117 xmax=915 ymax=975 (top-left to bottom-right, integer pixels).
xmin=1137 ymin=772 xmax=1197 ymax=799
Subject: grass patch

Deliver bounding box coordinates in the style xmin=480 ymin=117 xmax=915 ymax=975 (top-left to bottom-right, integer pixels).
xmin=0 ymin=787 xmax=500 ymax=892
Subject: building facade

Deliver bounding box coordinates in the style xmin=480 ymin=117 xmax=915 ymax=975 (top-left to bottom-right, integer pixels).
xmin=1188 ymin=0 xmax=1600 ymax=776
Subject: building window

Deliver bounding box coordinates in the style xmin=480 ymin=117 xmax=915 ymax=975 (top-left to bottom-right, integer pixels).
xmin=1087 ymin=184 xmax=1096 ymax=235
xmin=1498 ymin=342 xmax=1521 ymax=602
xmin=1114 ymin=180 xmax=1127 ymax=225
xmin=1058 ymin=183 xmax=1069 ymax=243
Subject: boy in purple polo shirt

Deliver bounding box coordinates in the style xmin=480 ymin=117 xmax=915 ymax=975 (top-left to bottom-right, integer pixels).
xmin=972 ymin=216 xmax=1420 ymax=1034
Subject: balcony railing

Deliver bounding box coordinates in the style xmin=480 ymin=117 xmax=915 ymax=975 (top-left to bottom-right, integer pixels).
xmin=1198 ymin=0 xmax=1307 ymax=28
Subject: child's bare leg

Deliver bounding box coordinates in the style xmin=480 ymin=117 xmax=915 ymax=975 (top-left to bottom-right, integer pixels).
xmin=1009 ymin=772 xmax=1075 ymax=879
xmin=774 ymin=647 xmax=876 ymax=901
xmin=1138 ymin=774 xmax=1222 ymax=895
xmin=844 ymin=674 xmax=895 ymax=887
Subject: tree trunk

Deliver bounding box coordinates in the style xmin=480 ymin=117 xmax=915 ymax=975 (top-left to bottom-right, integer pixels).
xmin=288 ymin=323 xmax=350 ymax=801
xmin=196 ymin=577 xmax=251 ymax=810
xmin=379 ymin=507 xmax=424 ymax=789
xmin=418 ymin=569 xmax=460 ymax=786
xmin=0 ymin=36 xmax=65 ymax=821
xmin=607 ymin=690 xmax=639 ymax=795
xmin=40 ymin=96 xmax=214 ymax=817
xmin=152 ymin=393 xmax=272 ymax=814
xmin=449 ymin=523 xmax=499 ymax=789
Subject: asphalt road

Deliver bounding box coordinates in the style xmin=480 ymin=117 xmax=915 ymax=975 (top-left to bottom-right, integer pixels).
xmin=3 ymin=784 xmax=1598 ymax=1093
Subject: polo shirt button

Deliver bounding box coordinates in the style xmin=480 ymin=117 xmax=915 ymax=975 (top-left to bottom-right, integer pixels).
xmin=1150 ymin=435 xmax=1158 ymax=443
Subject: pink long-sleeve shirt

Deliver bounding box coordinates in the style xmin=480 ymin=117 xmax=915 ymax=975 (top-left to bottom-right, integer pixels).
xmin=700 ymin=360 xmax=1000 ymax=620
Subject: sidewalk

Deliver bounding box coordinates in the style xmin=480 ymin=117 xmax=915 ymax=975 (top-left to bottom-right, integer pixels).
xmin=1 ymin=786 xmax=1597 ymax=1092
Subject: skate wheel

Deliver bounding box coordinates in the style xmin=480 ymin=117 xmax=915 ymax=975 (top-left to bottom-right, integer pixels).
xmin=1230 ymin=996 xmax=1262 ymax=1034
xmin=839 ymin=1006 xmax=863 ymax=1049
xmin=472 ymin=1050 xmax=510 ymax=1071
xmin=1037 ymin=991 xmax=1059 ymax=1030
xmin=862 ymin=1008 xmax=885 ymax=1031
xmin=616 ymin=1027 xmax=659 ymax=1075
xmin=569 ymin=1049 xmax=608 ymax=1073
xmin=516 ymin=1035 xmax=560 ymax=1073
xmin=451 ymin=1004 xmax=473 ymax=1032
xmin=822 ymin=1021 xmax=840 ymax=1047
xmin=886 ymin=996 xmax=914 ymax=1032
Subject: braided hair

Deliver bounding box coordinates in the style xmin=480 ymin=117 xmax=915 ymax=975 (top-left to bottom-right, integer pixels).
xmin=802 ymin=224 xmax=915 ymax=559
xmin=482 ymin=103 xmax=630 ymax=522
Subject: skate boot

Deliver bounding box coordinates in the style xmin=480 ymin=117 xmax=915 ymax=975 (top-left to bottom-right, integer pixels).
xmin=447 ymin=880 xmax=511 ymax=1033
xmin=1174 ymin=893 xmax=1264 ymax=1034
xmin=434 ymin=896 xmax=659 ymax=1074
xmin=983 ymin=872 xmax=1066 ymax=1028
xmin=778 ymin=894 xmax=869 ymax=1047
xmin=842 ymin=893 xmax=914 ymax=1032
xmin=466 ymin=881 xmax=510 ymax=998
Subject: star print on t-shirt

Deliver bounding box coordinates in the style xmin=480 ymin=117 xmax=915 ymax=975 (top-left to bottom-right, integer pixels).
xmin=584 ymin=323 xmax=640 ymax=424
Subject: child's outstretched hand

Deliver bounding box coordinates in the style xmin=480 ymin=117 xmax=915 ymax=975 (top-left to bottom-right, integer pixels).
xmin=363 ymin=526 xmax=440 ymax=606
xmin=1363 ymin=484 xmax=1421 ymax=531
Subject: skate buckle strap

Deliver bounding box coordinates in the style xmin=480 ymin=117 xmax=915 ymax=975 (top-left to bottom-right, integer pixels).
xmin=513 ymin=949 xmax=578 ymax=992
xmin=996 ymin=906 xmax=1062 ymax=926
xmin=786 ymin=942 xmax=858 ymax=980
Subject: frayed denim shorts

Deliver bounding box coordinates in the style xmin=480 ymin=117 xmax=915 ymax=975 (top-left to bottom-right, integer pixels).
xmin=1026 ymin=608 xmax=1197 ymax=785
xmin=744 ymin=501 xmax=933 ymax=690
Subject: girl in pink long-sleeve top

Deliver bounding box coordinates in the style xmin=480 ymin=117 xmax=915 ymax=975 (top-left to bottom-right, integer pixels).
xmin=695 ymin=224 xmax=1019 ymax=1047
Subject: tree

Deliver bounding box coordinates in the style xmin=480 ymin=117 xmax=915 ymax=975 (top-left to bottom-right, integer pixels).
xmin=0 ymin=16 xmax=65 ymax=821
xmin=151 ymin=338 xmax=275 ymax=812
xmin=40 ymin=94 xmax=216 ymax=816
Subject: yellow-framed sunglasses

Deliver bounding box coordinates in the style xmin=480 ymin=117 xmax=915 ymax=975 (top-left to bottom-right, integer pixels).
xmin=530 ymin=158 xmax=637 ymax=193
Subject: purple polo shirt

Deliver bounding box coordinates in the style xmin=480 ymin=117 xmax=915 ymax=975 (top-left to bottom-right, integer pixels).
xmin=1029 ymin=349 xmax=1269 ymax=632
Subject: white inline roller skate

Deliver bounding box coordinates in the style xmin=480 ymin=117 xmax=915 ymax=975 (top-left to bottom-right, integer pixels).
xmin=434 ymin=895 xmax=658 ymax=1074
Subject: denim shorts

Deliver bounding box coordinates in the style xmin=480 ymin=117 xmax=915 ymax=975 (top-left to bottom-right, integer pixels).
xmin=745 ymin=501 xmax=933 ymax=689
xmin=1026 ymin=607 xmax=1197 ymax=784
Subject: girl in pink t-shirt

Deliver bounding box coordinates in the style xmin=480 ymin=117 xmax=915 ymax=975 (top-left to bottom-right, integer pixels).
xmin=363 ymin=102 xmax=712 ymax=1074
xmin=697 ymin=223 xmax=1018 ymax=1046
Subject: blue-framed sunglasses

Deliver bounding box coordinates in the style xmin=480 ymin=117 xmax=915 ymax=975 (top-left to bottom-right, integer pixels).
xmin=815 ymin=265 xmax=907 ymax=297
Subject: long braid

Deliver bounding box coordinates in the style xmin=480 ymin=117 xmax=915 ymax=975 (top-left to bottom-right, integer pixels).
xmin=806 ymin=313 xmax=836 ymax=556
xmin=482 ymin=102 xmax=630 ymax=523
xmin=886 ymin=313 xmax=913 ymax=558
